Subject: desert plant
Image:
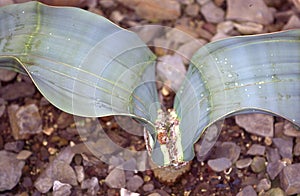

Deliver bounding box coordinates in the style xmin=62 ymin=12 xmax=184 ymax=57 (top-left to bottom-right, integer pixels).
xmin=0 ymin=2 xmax=299 ymax=167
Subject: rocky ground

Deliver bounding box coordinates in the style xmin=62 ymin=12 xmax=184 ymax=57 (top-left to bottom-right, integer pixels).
xmin=0 ymin=0 xmax=300 ymax=195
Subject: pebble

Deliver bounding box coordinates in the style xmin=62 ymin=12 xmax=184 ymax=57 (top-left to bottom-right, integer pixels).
xmin=185 ymin=3 xmax=200 ymax=17
xmin=0 ymin=70 xmax=17 ymax=82
xmin=210 ymin=32 xmax=230 ymax=41
xmin=207 ymin=157 xmax=232 ymax=172
xmin=0 ymin=99 xmax=5 ymax=118
xmin=4 ymin=141 xmax=24 ymax=153
xmin=120 ymin=188 xmax=140 ymax=196
xmin=0 ymin=150 xmax=25 ymax=191
xmin=247 ymin=144 xmax=265 ymax=156
xmin=283 ymin=15 xmax=300 ymax=30
xmin=236 ymin=185 xmax=257 ymax=196
xmin=292 ymin=0 xmax=300 ymax=11
xmin=256 ymin=178 xmax=271 ymax=192
xmin=217 ymin=21 xmax=234 ymax=34
xmin=280 ymin=163 xmax=300 ymax=195
xmin=212 ymin=141 xmax=241 ymax=163
xmin=266 ymin=147 xmax=280 ymax=163
xmin=233 ymin=22 xmax=263 ymax=34
xmin=294 ymin=142 xmax=300 ymax=156
xmin=283 ymin=120 xmax=300 ymax=137
xmin=177 ymin=39 xmax=207 ymax=63
xmin=16 ymin=150 xmax=33 ymax=160
xmin=196 ymin=0 xmax=210 ymax=5
xmin=266 ymin=160 xmax=284 ymax=180
xmin=226 ymin=0 xmax=274 ymax=25
xmin=143 ymin=183 xmax=155 ymax=192
xmin=265 ymin=187 xmax=286 ymax=196
xmin=250 ymin=156 xmax=266 ymax=173
xmin=156 ymin=54 xmax=186 ymax=91
xmin=53 ymin=181 xmax=72 ymax=196
xmin=110 ymin=10 xmax=124 ymax=23
xmin=0 ymin=82 xmax=35 ymax=101
xmin=8 ymin=104 xmax=42 ymax=140
xmin=235 ymin=114 xmax=274 ymax=137
xmin=34 ymin=148 xmax=77 ymax=193
xmin=200 ymin=1 xmax=225 ymax=23
xmin=57 ymin=112 xmax=74 ymax=129
xmin=81 ymin=177 xmax=100 ymax=195
xmin=126 ymin=175 xmax=144 ymax=192
xmin=105 ymin=167 xmax=126 ymax=188
xmin=74 ymin=165 xmax=85 ymax=183
xmin=236 ymin=158 xmax=252 ymax=169
xmin=148 ymin=193 xmax=161 ymax=196
xmin=272 ymin=138 xmax=293 ymax=160
xmin=133 ymin=0 xmax=181 ymax=21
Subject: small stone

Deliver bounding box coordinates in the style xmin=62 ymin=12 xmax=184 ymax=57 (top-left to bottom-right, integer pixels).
xmin=250 ymin=156 xmax=266 ymax=173
xmin=196 ymin=0 xmax=210 ymax=5
xmin=53 ymin=181 xmax=72 ymax=196
xmin=74 ymin=165 xmax=85 ymax=183
xmin=177 ymin=39 xmax=207 ymax=63
xmin=156 ymin=54 xmax=186 ymax=91
xmin=292 ymin=0 xmax=300 ymax=11
xmin=8 ymin=104 xmax=42 ymax=140
xmin=0 ymin=70 xmax=17 ymax=82
xmin=57 ymin=112 xmax=74 ymax=129
xmin=110 ymin=10 xmax=124 ymax=23
xmin=4 ymin=141 xmax=24 ymax=153
xmin=236 ymin=158 xmax=252 ymax=169
xmin=266 ymin=160 xmax=284 ymax=180
xmin=210 ymin=32 xmax=230 ymax=41
xmin=283 ymin=15 xmax=300 ymax=30
xmin=247 ymin=144 xmax=266 ymax=156
xmin=208 ymin=157 xmax=232 ymax=172
xmin=34 ymin=147 xmax=77 ymax=193
xmin=16 ymin=150 xmax=32 ymax=160
xmin=0 ymin=82 xmax=35 ymax=101
xmin=256 ymin=178 xmax=271 ymax=192
xmin=105 ymin=167 xmax=126 ymax=188
xmin=273 ymin=138 xmax=293 ymax=160
xmin=280 ymin=163 xmax=300 ymax=195
xmin=283 ymin=120 xmax=300 ymax=137
xmin=235 ymin=114 xmax=274 ymax=137
xmin=211 ymin=141 xmax=241 ymax=163
xmin=294 ymin=142 xmax=300 ymax=156
xmin=0 ymin=100 xmax=5 ymax=118
xmin=0 ymin=150 xmax=25 ymax=191
xmin=236 ymin=185 xmax=257 ymax=196
xmin=217 ymin=21 xmax=234 ymax=34
xmin=264 ymin=137 xmax=272 ymax=146
xmin=200 ymin=1 xmax=225 ymax=23
xmin=81 ymin=177 xmax=100 ymax=195
xmin=143 ymin=183 xmax=154 ymax=192
xmin=226 ymin=0 xmax=274 ymax=25
xmin=126 ymin=175 xmax=144 ymax=192
xmin=233 ymin=22 xmax=263 ymax=34
xmin=120 ymin=188 xmax=140 ymax=196
xmin=185 ymin=3 xmax=200 ymax=17
xmin=133 ymin=0 xmax=181 ymax=21
xmin=266 ymin=147 xmax=280 ymax=163
xmin=265 ymin=187 xmax=285 ymax=196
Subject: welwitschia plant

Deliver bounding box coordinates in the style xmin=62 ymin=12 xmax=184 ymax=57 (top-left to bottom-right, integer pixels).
xmin=0 ymin=2 xmax=299 ymax=167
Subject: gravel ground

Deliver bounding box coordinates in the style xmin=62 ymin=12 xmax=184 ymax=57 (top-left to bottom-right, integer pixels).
xmin=0 ymin=0 xmax=300 ymax=195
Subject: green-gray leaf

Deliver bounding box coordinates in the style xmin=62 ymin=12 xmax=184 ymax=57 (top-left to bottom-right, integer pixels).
xmin=0 ymin=2 xmax=159 ymax=129
xmin=174 ymin=30 xmax=300 ymax=162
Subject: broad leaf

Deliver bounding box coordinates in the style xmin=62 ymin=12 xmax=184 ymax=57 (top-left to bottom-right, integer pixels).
xmin=0 ymin=2 xmax=159 ymax=129
xmin=174 ymin=30 xmax=300 ymax=162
